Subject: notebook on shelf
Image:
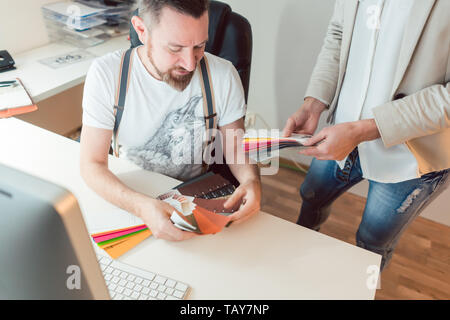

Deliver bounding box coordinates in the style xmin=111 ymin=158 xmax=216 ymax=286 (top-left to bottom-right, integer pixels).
xmin=0 ymin=78 xmax=38 ymax=118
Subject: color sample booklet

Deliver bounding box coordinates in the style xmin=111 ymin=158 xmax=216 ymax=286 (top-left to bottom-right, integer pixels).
xmin=157 ymin=190 xmax=238 ymax=234
xmin=243 ymin=130 xmax=313 ymax=161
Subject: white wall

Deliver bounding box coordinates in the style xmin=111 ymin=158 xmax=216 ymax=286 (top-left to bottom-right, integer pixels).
xmin=0 ymin=0 xmax=67 ymax=54
xmin=222 ymin=0 xmax=335 ymax=130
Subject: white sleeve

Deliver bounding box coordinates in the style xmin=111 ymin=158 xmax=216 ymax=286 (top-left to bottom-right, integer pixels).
xmin=82 ymin=58 xmax=116 ymax=130
xmin=216 ymin=62 xmax=247 ymax=127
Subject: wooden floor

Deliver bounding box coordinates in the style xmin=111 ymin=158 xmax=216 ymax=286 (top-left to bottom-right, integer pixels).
xmin=260 ymin=165 xmax=450 ymax=300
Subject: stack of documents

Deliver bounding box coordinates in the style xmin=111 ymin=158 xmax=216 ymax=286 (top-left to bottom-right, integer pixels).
xmin=75 ymin=0 xmax=133 ymax=26
xmin=243 ymin=130 xmax=313 ymax=161
xmin=42 ymin=1 xmax=107 ymax=30
xmin=42 ymin=1 xmax=108 ymax=47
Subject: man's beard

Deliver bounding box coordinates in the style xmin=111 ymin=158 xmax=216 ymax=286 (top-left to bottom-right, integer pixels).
xmin=147 ymin=50 xmax=195 ymax=92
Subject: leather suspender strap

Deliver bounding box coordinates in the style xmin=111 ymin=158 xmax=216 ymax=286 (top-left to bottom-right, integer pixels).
xmin=199 ymin=55 xmax=218 ymax=173
xmin=113 ymin=48 xmax=135 ymax=157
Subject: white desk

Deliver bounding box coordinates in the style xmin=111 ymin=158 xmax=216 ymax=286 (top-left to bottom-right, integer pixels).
xmin=0 ymin=118 xmax=381 ymax=299
xmin=0 ymin=36 xmax=129 ymax=103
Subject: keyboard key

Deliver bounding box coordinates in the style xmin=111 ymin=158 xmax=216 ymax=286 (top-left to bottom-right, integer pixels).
xmin=134 ymin=277 xmax=143 ymax=284
xmin=99 ymin=256 xmax=112 ymax=266
xmin=105 ymin=267 xmax=114 ymax=274
xmin=150 ymin=282 xmax=158 ymax=289
xmin=131 ymin=291 xmax=140 ymax=299
xmin=110 ymin=260 xmax=155 ymax=280
xmin=165 ymin=288 xmax=175 ymax=295
xmin=112 ymin=276 xmax=120 ymax=284
xmin=166 ymin=295 xmax=181 ymax=300
xmin=115 ymin=293 xmax=124 ymax=300
xmin=126 ymin=274 xmax=136 ymax=282
xmin=126 ymin=282 xmax=135 ymax=290
xmin=105 ymin=274 xmax=113 ymax=281
xmin=112 ymin=270 xmax=121 ymax=277
xmin=134 ymin=284 xmax=143 ymax=292
xmin=100 ymin=264 xmax=108 ymax=271
xmin=175 ymin=283 xmax=188 ymax=292
xmin=154 ymin=276 xmax=167 ymax=285
xmin=123 ymin=289 xmax=132 ymax=297
xmin=149 ymin=290 xmax=158 ymax=298
xmin=157 ymin=285 xmax=166 ymax=292
xmin=120 ymin=272 xmax=128 ymax=279
xmin=110 ymin=292 xmax=116 ymax=299
xmin=119 ymin=279 xmax=127 ymax=287
xmin=165 ymin=279 xmax=176 ymax=288
xmin=116 ymin=286 xmax=124 ymax=294
xmin=108 ymin=283 xmax=117 ymax=291
xmin=141 ymin=287 xmax=150 ymax=295
xmin=142 ymin=280 xmax=151 ymax=287
xmin=138 ymin=294 xmax=148 ymax=300
xmin=173 ymin=290 xmax=184 ymax=299
xmin=157 ymin=293 xmax=167 ymax=300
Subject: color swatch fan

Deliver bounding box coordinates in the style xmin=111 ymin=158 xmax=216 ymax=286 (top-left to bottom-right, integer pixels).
xmin=157 ymin=190 xmax=239 ymax=234
xmin=243 ymin=131 xmax=313 ymax=161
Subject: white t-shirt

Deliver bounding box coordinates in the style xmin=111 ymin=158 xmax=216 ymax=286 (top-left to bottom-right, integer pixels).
xmin=334 ymin=0 xmax=417 ymax=183
xmin=82 ymin=48 xmax=246 ymax=181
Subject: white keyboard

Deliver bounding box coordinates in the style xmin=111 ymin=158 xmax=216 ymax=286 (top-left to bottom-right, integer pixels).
xmin=97 ymin=255 xmax=190 ymax=300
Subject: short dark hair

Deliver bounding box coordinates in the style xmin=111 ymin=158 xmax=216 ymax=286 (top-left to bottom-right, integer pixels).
xmin=138 ymin=0 xmax=210 ymax=27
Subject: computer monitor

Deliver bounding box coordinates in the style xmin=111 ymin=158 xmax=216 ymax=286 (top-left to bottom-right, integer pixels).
xmin=0 ymin=164 xmax=110 ymax=299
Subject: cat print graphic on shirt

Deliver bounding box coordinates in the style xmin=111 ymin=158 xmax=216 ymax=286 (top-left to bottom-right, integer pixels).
xmin=126 ymin=95 xmax=206 ymax=181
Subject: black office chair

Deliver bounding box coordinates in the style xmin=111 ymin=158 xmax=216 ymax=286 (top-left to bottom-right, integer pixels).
xmin=129 ymin=0 xmax=253 ymax=103
xmin=129 ymin=1 xmax=253 ymax=186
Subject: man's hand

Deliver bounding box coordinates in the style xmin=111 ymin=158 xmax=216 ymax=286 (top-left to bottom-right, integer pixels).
xmin=282 ymin=97 xmax=327 ymax=137
xmin=223 ymin=178 xmax=261 ymax=225
xmin=299 ymin=119 xmax=381 ymax=160
xmin=136 ymin=197 xmax=198 ymax=241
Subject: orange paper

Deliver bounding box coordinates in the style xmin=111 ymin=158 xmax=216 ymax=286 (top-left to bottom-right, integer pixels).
xmin=103 ymin=229 xmax=152 ymax=259
xmin=193 ymin=207 xmax=231 ymax=234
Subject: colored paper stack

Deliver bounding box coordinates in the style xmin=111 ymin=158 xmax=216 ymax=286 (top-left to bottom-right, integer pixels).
xmin=243 ymin=131 xmax=312 ymax=161
xmin=91 ymin=224 xmax=152 ymax=259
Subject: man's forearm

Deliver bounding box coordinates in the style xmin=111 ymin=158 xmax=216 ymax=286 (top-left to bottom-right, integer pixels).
xmin=228 ymin=163 xmax=260 ymax=185
xmin=81 ymin=162 xmax=149 ymax=218
xmin=354 ymin=119 xmax=381 ymax=143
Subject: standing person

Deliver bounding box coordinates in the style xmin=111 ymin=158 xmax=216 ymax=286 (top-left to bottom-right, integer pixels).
xmin=282 ymin=0 xmax=449 ymax=271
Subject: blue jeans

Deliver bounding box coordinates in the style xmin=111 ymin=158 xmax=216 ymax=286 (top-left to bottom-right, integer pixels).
xmin=298 ymin=148 xmax=450 ymax=271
